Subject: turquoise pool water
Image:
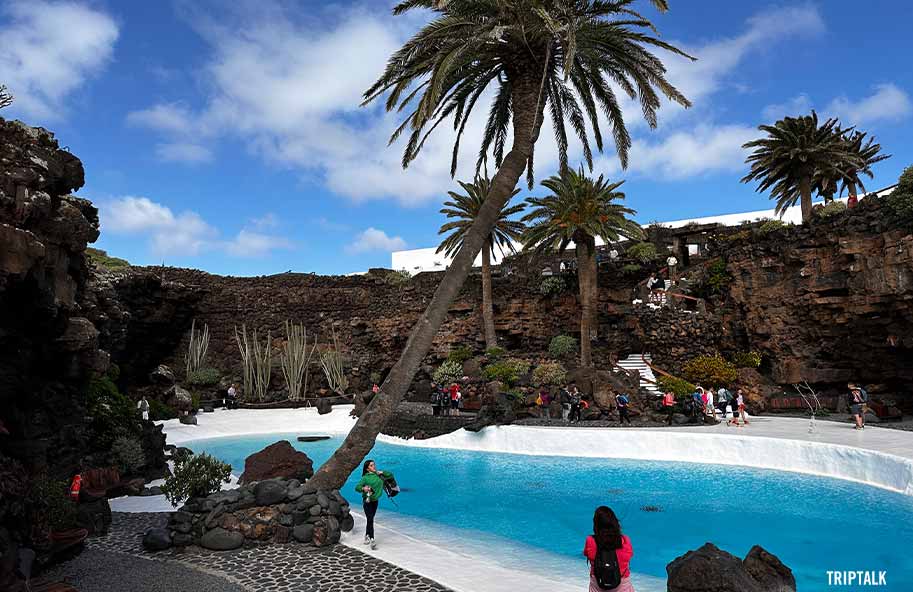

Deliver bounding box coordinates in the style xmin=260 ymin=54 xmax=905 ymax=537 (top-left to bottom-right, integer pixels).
xmin=188 ymin=433 xmax=913 ymax=590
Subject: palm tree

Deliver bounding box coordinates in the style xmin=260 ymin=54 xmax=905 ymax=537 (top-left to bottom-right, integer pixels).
xmin=437 ymin=176 xmax=524 ymax=349
xmin=522 ymin=167 xmax=641 ymax=368
xmin=309 ymin=0 xmax=693 ymax=489
xmin=742 ymin=111 xmax=863 ymax=222
xmin=839 ymin=131 xmax=890 ymax=207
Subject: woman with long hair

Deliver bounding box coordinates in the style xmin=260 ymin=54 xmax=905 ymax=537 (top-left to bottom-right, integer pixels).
xmin=583 ymin=506 xmax=635 ymax=591
xmin=354 ymin=459 xmax=389 ymax=550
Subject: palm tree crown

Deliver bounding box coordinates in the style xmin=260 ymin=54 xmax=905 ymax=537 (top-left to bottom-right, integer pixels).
xmin=366 ymin=0 xmax=694 ymax=185
xmin=521 ymin=166 xmax=642 ymax=252
xmin=437 ymin=176 xmax=525 ymax=258
xmin=741 ymin=111 xmax=864 ymax=219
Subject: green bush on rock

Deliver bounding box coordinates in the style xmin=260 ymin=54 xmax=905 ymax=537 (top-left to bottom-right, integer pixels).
xmin=758 ymin=219 xmax=786 ymax=235
xmin=886 ymin=165 xmax=913 ymax=218
xmin=539 ymin=276 xmax=566 ymax=296
xmin=731 ymin=351 xmax=762 ymax=368
xmin=484 ymin=346 xmax=506 ymax=359
xmin=432 ymin=360 xmax=463 ymax=385
xmin=621 ymin=263 xmax=643 ymax=274
xmin=482 ymin=357 xmax=530 ymax=386
xmin=149 ymin=399 xmax=177 ymax=421
xmin=111 ymin=436 xmax=146 ymax=475
xmin=548 ymin=335 xmax=578 ymax=359
xmin=626 ymin=242 xmax=657 ymax=263
xmin=187 ymin=367 xmax=221 ymax=386
xmin=447 ymin=346 xmax=473 ymax=364
xmin=161 ymin=453 xmax=232 ymax=506
xmin=656 ymin=375 xmax=695 ymax=397
xmin=532 ymin=361 xmax=567 ymax=386
xmin=86 ymin=377 xmax=138 ymax=448
xmin=706 ymin=258 xmax=732 ymax=296
xmin=816 ymin=201 xmax=847 ymax=218
xmin=682 ymin=354 xmax=738 ymax=387
xmin=30 ymin=479 xmax=78 ymax=531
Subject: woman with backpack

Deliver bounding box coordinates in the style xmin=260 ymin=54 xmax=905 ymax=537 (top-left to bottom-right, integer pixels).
xmin=354 ymin=459 xmax=393 ymax=550
xmin=583 ymin=506 xmax=635 ymax=591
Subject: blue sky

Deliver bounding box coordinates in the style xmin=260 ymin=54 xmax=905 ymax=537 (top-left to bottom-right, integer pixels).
xmin=2 ymin=0 xmax=911 ymax=276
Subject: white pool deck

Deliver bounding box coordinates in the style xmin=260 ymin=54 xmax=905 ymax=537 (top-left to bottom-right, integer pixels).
xmin=111 ymin=406 xmax=913 ymax=592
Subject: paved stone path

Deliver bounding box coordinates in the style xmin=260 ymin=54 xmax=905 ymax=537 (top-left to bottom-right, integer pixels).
xmin=59 ymin=512 xmax=451 ymax=592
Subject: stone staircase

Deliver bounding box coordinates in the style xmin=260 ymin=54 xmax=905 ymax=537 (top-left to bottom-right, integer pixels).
xmin=616 ymin=353 xmax=661 ymax=394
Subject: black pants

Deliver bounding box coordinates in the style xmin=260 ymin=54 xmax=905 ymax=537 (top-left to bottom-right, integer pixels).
xmin=619 ymin=407 xmax=631 ymax=424
xmin=570 ymin=404 xmax=581 ymax=422
xmin=364 ymin=500 xmax=378 ymax=538
xmin=665 ymin=406 xmax=675 ymax=424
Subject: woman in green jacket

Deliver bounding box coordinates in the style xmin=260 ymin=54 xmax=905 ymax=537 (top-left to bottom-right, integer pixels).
xmin=354 ymin=459 xmax=389 ymax=549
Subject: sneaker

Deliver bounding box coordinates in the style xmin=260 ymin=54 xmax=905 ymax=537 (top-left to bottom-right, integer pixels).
xmin=370 ymin=538 xmax=377 ymax=550
xmin=363 ymin=535 xmax=371 ymax=545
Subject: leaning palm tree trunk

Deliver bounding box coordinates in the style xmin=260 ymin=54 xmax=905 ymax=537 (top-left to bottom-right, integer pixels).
xmin=308 ymin=89 xmax=543 ymax=489
xmin=576 ymin=235 xmax=594 ymax=368
xmin=480 ymin=246 xmax=497 ymax=349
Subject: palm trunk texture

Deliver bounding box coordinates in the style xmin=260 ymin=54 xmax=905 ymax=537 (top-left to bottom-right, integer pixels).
xmin=481 ymin=246 xmax=497 ymax=349
xmin=308 ymin=83 xmax=543 ymax=489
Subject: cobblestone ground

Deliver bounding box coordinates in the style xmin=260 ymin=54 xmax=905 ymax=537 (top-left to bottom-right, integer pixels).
xmin=71 ymin=512 xmax=451 ymax=592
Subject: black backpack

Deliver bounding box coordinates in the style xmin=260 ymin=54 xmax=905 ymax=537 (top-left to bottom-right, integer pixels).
xmin=380 ymin=473 xmax=400 ymax=498
xmin=593 ymin=541 xmax=622 ymax=590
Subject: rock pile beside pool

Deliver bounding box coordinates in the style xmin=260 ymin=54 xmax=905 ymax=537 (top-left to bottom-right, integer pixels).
xmin=145 ymin=478 xmax=354 ymax=552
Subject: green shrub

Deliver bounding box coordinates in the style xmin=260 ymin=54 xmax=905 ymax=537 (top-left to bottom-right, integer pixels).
xmin=86 ymin=377 xmax=138 ymax=447
xmin=539 ymin=276 xmax=566 ymax=296
xmin=383 ymin=269 xmax=412 ymax=286
xmin=191 ymin=391 xmax=201 ymax=411
xmin=548 ymin=335 xmax=578 ymax=359
xmin=447 ymin=346 xmax=474 ymax=364
xmin=107 ymin=363 xmax=121 ymax=382
xmin=731 ymin=350 xmax=762 ymax=369
xmin=626 ymin=242 xmax=657 ymax=263
xmin=86 ymin=247 xmax=131 ymax=270
xmin=886 ymin=166 xmax=913 ymax=217
xmin=655 ymin=375 xmax=696 ymax=397
xmin=149 ymin=399 xmax=177 ymax=421
xmin=816 ymin=201 xmax=847 ymax=218
xmin=30 ymin=479 xmax=78 ymax=531
xmin=531 ymin=361 xmax=567 ymax=386
xmin=758 ymin=219 xmax=786 ymax=235
xmin=369 ymin=371 xmax=382 ymax=385
xmin=621 ymin=263 xmax=643 ymax=274
xmin=482 ymin=357 xmax=531 ymax=386
xmin=161 ymin=453 xmax=232 ymax=506
xmin=187 ymin=367 xmax=221 ymax=386
xmin=682 ymin=354 xmax=738 ymax=387
xmin=484 ymin=346 xmax=506 ymax=359
xmin=706 ymin=258 xmax=732 ymax=295
xmin=111 ymin=437 xmax=146 ymax=475
xmin=432 ymin=360 xmax=463 ymax=385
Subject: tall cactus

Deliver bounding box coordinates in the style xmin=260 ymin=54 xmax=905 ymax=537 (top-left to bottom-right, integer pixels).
xmin=185 ymin=319 xmax=210 ymax=381
xmin=280 ymin=321 xmax=317 ymax=401
xmin=234 ymin=324 xmax=272 ymax=401
xmin=320 ymin=327 xmax=349 ymax=396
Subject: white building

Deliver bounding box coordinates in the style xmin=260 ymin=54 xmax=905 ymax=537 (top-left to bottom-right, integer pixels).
xmin=391 ymin=186 xmax=896 ymax=274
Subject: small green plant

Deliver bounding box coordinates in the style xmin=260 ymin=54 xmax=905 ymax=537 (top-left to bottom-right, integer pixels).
xmin=656 ymin=375 xmax=696 ymax=397
xmin=682 ymin=354 xmax=738 ymax=388
xmin=758 ymin=219 xmax=786 ymax=235
xmin=532 ymin=361 xmax=567 ymax=386
xmin=111 ymin=437 xmax=146 ymax=475
xmin=886 ymin=166 xmax=913 ymax=217
xmin=484 ymin=346 xmax=506 ymax=359
xmin=149 ymin=399 xmax=177 ymax=421
xmin=539 ymin=276 xmax=566 ymax=296
xmin=482 ymin=357 xmax=530 ymax=386
xmin=621 ymin=263 xmax=643 ymax=274
xmin=86 ymin=247 xmax=131 ymax=270
xmin=731 ymin=350 xmax=762 ymax=368
xmin=161 ymin=453 xmax=232 ymax=506
xmin=548 ymin=335 xmax=578 ymax=359
xmin=384 ymin=269 xmax=413 ymax=286
xmin=706 ymin=258 xmax=732 ymax=296
xmin=432 ymin=360 xmax=463 ymax=385
xmin=369 ymin=371 xmax=382 ymax=385
xmin=626 ymin=242 xmax=657 ymax=263
xmin=816 ymin=201 xmax=847 ymax=218
xmin=30 ymin=479 xmax=78 ymax=531
xmin=447 ymin=346 xmax=474 ymax=364
xmin=191 ymin=391 xmax=201 ymax=411
xmin=86 ymin=377 xmax=138 ymax=448
xmin=187 ymin=367 xmax=221 ymax=386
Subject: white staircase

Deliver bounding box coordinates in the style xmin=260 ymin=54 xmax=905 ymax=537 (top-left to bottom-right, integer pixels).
xmin=616 ymin=353 xmax=661 ymax=394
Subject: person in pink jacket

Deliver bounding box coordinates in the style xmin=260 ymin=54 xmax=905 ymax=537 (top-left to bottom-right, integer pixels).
xmin=583 ymin=506 xmax=635 ymax=591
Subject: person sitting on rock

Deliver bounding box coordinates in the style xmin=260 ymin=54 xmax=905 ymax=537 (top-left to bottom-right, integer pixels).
xmin=354 ymin=459 xmax=392 ymax=550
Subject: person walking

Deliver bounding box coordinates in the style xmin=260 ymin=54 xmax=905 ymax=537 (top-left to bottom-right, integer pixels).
xmin=560 ymin=386 xmax=571 ymax=422
xmin=662 ymin=391 xmax=676 ymax=425
xmin=569 ymin=386 xmax=582 ymax=423
xmin=449 ymin=383 xmax=461 ymax=416
xmin=226 ymin=383 xmax=238 ymax=409
xmin=537 ymin=387 xmax=552 ymax=421
xmin=705 ymin=387 xmax=718 ymax=420
xmin=716 ymin=387 xmax=732 ymax=418
xmin=666 ymin=254 xmax=678 ymax=282
xmin=430 ymin=382 xmax=441 ymax=417
xmin=583 ymin=506 xmax=635 ymax=592
xmin=354 ymin=459 xmax=392 ymax=550
xmin=615 ymin=392 xmax=631 ymax=425
xmin=137 ymin=396 xmax=150 ymax=421
xmin=848 ymin=383 xmax=868 ymax=429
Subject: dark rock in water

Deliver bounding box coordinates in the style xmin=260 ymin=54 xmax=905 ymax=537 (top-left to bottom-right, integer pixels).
xmin=667 ymin=543 xmax=795 ymax=592
xmin=239 ymin=440 xmax=314 ymax=484
xmin=76 ymin=498 xmax=111 ymax=536
xmin=254 ymin=480 xmax=287 ymax=506
xmin=142 ymin=527 xmax=172 ymax=551
xmin=296 ymin=436 xmax=331 ymax=442
xmin=200 ymin=528 xmax=244 ymax=551
xmin=743 ymin=545 xmax=796 ymax=592
xmin=292 ymin=523 xmax=314 ymax=543
xmin=316 ymin=398 xmax=333 ymax=415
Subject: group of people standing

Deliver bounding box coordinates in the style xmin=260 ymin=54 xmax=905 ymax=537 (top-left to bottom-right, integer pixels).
xmin=430 ymin=382 xmax=462 ymax=416
xmin=661 ymin=385 xmax=748 ymax=426
xmin=536 ymin=384 xmax=588 ymax=422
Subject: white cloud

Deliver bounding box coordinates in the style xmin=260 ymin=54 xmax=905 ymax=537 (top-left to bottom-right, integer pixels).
xmin=345 ymin=228 xmax=407 ymax=254
xmin=249 ymin=213 xmax=279 ymax=230
xmin=0 ymin=0 xmax=118 ymax=119
xmin=826 ymin=84 xmax=912 ymax=125
xmin=99 ymin=196 xmax=290 ymax=258
xmin=154 ymin=142 xmax=214 ymax=164
xmin=127 ymin=103 xmax=198 ymax=135
xmin=761 ymin=94 xmax=813 ymax=122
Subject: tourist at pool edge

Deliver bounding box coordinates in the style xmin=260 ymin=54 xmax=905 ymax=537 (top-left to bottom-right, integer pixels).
xmin=355 ymin=459 xmax=388 ymax=550
xmin=583 ymin=506 xmax=635 ymax=592
xmin=849 ymin=383 xmax=868 ymax=429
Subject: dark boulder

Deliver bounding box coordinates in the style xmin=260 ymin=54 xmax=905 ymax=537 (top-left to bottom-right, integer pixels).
xmin=743 ymin=545 xmax=796 ymax=592
xmin=200 ymin=528 xmax=244 ymax=551
xmin=75 ymin=498 xmax=111 ymax=536
xmin=667 ymin=543 xmax=795 ymax=592
xmin=142 ymin=528 xmax=172 ymax=551
xmin=312 ymin=516 xmax=340 ymax=547
xmin=149 ymin=365 xmax=175 ymax=385
xmin=239 ymin=441 xmax=314 ymax=484
xmin=292 ymin=523 xmax=314 ymax=543
xmin=316 ymin=398 xmax=333 ymax=415
xmin=253 ymin=480 xmax=288 ymax=506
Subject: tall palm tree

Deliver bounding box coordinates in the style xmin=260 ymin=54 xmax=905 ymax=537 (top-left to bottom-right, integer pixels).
xmin=309 ymin=0 xmax=693 ymax=489
xmin=522 ymin=167 xmax=641 ymax=368
xmin=742 ymin=111 xmax=862 ymax=222
xmin=437 ymin=176 xmax=524 ymax=349
xmin=814 ymin=130 xmax=890 ymax=207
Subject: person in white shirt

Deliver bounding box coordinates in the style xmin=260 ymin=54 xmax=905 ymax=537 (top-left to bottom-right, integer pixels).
xmin=137 ymin=396 xmax=150 ymax=421
xmin=666 ymin=255 xmax=678 ymax=281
